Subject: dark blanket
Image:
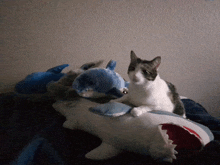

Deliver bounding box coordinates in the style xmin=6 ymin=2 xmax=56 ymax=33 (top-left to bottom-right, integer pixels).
xmin=0 ymin=93 xmax=220 ymax=165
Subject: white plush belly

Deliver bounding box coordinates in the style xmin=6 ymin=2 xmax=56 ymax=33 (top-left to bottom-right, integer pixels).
xmin=53 ymin=98 xmax=214 ymax=163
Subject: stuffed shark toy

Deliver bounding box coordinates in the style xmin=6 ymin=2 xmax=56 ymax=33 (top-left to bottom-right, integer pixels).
xmin=72 ymin=60 xmax=129 ymax=98
xmin=15 ymin=64 xmax=69 ymax=94
xmin=53 ymin=98 xmax=214 ymax=163
xmin=15 ymin=61 xmax=104 ymax=96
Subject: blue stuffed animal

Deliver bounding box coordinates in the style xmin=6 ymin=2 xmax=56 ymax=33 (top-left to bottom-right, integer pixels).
xmin=72 ymin=60 xmax=129 ymax=98
xmin=15 ymin=64 xmax=69 ymax=94
xmin=15 ymin=60 xmax=104 ymax=95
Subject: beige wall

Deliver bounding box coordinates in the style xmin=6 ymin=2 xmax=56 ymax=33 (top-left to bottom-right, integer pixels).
xmin=1 ymin=0 xmax=219 ymax=117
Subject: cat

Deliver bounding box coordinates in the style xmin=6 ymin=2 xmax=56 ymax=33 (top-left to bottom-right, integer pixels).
xmin=112 ymin=51 xmax=186 ymax=118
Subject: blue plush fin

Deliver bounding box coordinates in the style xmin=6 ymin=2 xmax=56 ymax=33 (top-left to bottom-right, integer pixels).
xmin=89 ymin=102 xmax=132 ymax=117
xmin=85 ymin=142 xmax=122 ymax=160
xmin=125 ymin=81 xmax=130 ymax=88
xmin=80 ymin=60 xmax=104 ymax=70
xmin=46 ymin=64 xmax=69 ymax=74
xmin=11 ymin=137 xmax=45 ymax=165
xmin=12 ymin=136 xmax=63 ymax=165
xmin=106 ymin=60 xmax=116 ymax=70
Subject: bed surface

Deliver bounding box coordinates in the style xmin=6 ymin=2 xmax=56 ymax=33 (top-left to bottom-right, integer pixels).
xmin=0 ymin=92 xmax=220 ymax=165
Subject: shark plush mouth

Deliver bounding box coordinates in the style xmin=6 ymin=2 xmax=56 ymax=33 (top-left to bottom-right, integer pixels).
xmin=160 ymin=123 xmax=203 ymax=150
xmin=159 ymin=123 xmax=204 ymax=161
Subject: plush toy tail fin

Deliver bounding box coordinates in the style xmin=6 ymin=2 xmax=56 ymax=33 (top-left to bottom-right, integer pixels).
xmin=80 ymin=60 xmax=104 ymax=70
xmin=46 ymin=64 xmax=69 ymax=74
xmin=106 ymin=60 xmax=117 ymax=71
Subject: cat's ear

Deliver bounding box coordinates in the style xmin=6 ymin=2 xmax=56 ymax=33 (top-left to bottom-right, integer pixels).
xmin=152 ymin=56 xmax=161 ymax=70
xmin=130 ymin=51 xmax=138 ymax=62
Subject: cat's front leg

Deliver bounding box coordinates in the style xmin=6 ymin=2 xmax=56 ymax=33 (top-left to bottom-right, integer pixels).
xmin=130 ymin=106 xmax=152 ymax=117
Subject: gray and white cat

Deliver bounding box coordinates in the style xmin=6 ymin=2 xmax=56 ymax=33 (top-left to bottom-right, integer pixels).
xmin=113 ymin=51 xmax=186 ymax=118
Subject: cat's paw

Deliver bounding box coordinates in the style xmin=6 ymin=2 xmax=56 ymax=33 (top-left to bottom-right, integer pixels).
xmin=130 ymin=106 xmax=151 ymax=117
xmin=130 ymin=108 xmax=143 ymax=117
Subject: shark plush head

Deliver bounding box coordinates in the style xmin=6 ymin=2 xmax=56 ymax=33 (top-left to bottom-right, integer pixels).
xmin=72 ymin=60 xmax=129 ymax=98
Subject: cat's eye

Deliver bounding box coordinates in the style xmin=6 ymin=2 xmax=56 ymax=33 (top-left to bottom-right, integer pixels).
xmin=129 ymin=66 xmax=135 ymax=71
xmin=142 ymin=69 xmax=150 ymax=75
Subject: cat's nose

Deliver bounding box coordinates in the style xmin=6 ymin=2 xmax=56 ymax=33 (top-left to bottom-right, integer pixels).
xmin=132 ymin=75 xmax=139 ymax=82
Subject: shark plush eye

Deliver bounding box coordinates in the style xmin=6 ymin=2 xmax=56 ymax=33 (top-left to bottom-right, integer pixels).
xmin=122 ymin=88 xmax=128 ymax=94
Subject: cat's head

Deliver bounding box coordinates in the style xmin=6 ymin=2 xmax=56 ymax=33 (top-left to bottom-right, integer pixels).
xmin=128 ymin=51 xmax=161 ymax=84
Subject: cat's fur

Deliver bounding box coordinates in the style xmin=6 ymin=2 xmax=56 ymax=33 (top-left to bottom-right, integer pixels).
xmin=113 ymin=51 xmax=186 ymax=117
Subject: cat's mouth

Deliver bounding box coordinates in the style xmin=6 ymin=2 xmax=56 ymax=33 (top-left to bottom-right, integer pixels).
xmin=131 ymin=76 xmax=140 ymax=83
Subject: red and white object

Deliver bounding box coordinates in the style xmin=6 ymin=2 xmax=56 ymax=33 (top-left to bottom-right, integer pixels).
xmin=53 ymin=99 xmax=214 ymax=163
